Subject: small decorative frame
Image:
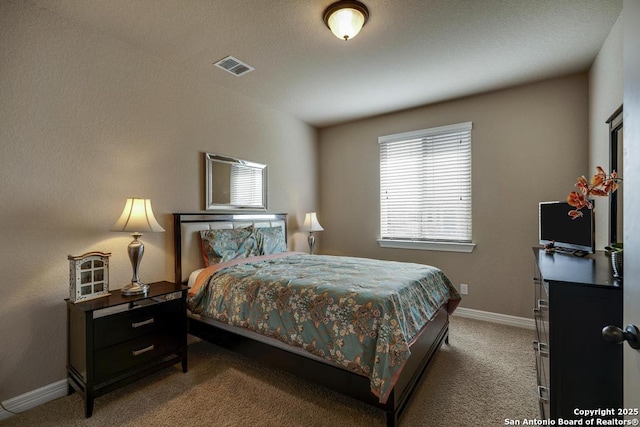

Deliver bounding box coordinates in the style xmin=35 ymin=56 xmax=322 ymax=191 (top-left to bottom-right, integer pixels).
xmin=68 ymin=251 xmax=111 ymax=303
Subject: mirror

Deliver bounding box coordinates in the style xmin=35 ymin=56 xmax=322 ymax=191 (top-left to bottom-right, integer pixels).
xmin=205 ymin=153 xmax=267 ymax=211
xmin=607 ymin=105 xmax=623 ymax=244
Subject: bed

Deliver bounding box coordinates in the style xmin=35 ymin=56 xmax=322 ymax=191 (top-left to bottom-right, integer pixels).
xmin=173 ymin=212 xmax=460 ymax=426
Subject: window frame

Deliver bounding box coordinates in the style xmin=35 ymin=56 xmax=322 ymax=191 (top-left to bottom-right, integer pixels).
xmin=377 ymin=122 xmax=475 ymax=253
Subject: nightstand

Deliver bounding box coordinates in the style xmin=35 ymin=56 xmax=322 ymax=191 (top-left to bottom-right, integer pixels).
xmin=66 ymin=281 xmax=188 ymax=417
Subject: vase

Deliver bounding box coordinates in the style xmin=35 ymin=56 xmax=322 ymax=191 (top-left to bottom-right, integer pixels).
xmin=611 ymin=251 xmax=623 ymax=279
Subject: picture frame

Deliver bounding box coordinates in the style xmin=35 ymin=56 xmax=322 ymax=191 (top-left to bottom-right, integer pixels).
xmin=68 ymin=251 xmax=111 ymax=302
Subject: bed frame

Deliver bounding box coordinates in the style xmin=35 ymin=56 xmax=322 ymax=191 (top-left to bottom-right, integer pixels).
xmin=173 ymin=212 xmax=450 ymax=427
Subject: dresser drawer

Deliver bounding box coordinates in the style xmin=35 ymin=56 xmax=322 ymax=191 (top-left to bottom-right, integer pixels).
xmin=533 ymin=340 xmax=549 ymax=388
xmin=94 ymin=298 xmax=182 ymax=350
xmin=537 ymin=385 xmax=550 ymax=420
xmin=533 ymin=292 xmax=549 ymax=344
xmin=533 ymin=272 xmax=550 ymax=420
xmin=94 ymin=332 xmax=182 ymax=383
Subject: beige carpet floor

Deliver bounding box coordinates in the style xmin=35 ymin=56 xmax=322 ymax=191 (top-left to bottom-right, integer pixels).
xmin=1 ymin=316 xmax=539 ymax=426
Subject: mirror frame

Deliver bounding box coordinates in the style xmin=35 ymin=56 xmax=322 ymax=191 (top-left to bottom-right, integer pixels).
xmin=607 ymin=105 xmax=623 ymax=244
xmin=204 ymin=153 xmax=268 ymax=211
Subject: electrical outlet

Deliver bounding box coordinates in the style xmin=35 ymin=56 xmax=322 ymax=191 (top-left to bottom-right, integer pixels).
xmin=460 ymin=283 xmax=469 ymax=295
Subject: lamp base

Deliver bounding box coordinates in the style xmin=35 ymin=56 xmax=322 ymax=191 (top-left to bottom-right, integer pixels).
xmin=308 ymin=232 xmax=316 ymax=255
xmin=121 ymin=281 xmax=149 ymax=296
xmin=123 ymin=233 xmax=148 ymax=295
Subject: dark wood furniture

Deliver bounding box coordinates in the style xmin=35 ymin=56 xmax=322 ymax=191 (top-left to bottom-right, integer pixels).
xmin=607 ymin=104 xmax=623 ymax=244
xmin=533 ymin=248 xmax=622 ymax=420
xmin=66 ymin=281 xmax=188 ymax=417
xmin=173 ymin=212 xmax=451 ymax=427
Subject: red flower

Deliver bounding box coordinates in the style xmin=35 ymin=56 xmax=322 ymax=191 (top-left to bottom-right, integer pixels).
xmin=575 ymin=176 xmax=589 ymax=195
xmin=567 ymin=191 xmax=590 ymax=209
xmin=566 ymin=167 xmax=622 ymax=219
xmin=604 ymin=171 xmax=619 ymax=194
xmin=591 ymin=166 xmax=607 ymax=187
xmin=568 ymin=209 xmax=583 ymax=219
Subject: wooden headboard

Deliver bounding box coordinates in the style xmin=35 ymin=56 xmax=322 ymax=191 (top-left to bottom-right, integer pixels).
xmin=172 ymin=212 xmax=288 ymax=285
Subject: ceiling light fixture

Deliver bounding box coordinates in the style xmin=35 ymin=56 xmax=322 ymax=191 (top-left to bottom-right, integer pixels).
xmin=323 ymin=0 xmax=369 ymax=41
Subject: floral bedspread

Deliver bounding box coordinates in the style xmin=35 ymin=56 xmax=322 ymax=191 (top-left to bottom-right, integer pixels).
xmin=187 ymin=253 xmax=460 ymax=403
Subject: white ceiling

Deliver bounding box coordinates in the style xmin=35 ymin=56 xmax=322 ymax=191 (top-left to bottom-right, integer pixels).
xmin=33 ymin=0 xmax=622 ymax=128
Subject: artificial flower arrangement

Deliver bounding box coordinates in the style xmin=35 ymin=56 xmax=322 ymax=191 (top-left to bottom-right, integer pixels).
xmin=566 ymin=166 xmax=622 ymax=219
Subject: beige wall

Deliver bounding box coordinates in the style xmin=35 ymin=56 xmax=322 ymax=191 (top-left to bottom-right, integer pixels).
xmin=318 ymin=74 xmax=590 ymax=319
xmin=0 ymin=2 xmax=317 ymax=400
xmin=589 ymin=13 xmax=624 ymax=249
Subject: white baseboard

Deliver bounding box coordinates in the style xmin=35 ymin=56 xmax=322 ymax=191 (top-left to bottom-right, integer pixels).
xmin=0 ymin=379 xmax=68 ymax=421
xmin=453 ymin=307 xmax=535 ymax=330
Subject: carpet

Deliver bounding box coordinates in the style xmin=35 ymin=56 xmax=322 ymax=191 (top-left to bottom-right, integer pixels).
xmin=1 ymin=316 xmax=538 ymax=426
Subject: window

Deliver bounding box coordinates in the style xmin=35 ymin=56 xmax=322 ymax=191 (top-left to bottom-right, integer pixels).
xmin=378 ymin=122 xmax=474 ymax=252
xmin=230 ymin=163 xmax=264 ymax=207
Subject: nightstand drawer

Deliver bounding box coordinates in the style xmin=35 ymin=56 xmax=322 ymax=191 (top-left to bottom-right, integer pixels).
xmin=94 ymin=298 xmax=182 ymax=349
xmin=94 ymin=332 xmax=182 ymax=383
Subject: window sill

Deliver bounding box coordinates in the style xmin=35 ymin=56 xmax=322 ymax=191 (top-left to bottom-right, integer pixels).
xmin=377 ymin=239 xmax=476 ymax=253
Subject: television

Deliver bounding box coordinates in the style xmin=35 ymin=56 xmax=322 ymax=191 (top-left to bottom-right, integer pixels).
xmin=539 ymin=201 xmax=595 ymax=255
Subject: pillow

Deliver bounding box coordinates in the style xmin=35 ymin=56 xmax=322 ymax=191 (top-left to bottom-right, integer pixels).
xmin=256 ymin=226 xmax=286 ymax=255
xmin=200 ymin=226 xmax=260 ymax=266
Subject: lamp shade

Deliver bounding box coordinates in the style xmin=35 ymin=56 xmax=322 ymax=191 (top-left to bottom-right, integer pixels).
xmin=110 ymin=198 xmax=165 ymax=233
xmin=323 ymin=0 xmax=369 ymax=41
xmin=301 ymin=212 xmax=324 ymax=232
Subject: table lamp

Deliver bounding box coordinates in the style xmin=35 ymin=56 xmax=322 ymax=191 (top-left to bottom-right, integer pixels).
xmin=111 ymin=198 xmax=165 ymax=295
xmin=301 ymin=212 xmax=324 ymax=254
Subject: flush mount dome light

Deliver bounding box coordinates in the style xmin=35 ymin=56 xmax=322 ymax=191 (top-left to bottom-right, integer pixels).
xmin=323 ymin=0 xmax=369 ymax=41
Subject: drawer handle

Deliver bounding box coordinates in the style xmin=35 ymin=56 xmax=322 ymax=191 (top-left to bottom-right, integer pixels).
xmin=533 ymin=340 xmax=549 ymax=357
xmin=132 ymin=345 xmax=155 ymax=356
xmin=132 ymin=318 xmax=155 ymax=328
xmin=537 ymin=385 xmax=550 ymax=403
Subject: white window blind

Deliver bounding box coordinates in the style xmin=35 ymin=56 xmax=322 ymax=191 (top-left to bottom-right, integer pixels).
xmin=230 ymin=164 xmax=264 ymax=207
xmin=379 ymin=122 xmax=472 ymax=243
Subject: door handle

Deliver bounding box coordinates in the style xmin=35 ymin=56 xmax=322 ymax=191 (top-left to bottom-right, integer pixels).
xmin=602 ymin=324 xmax=640 ymax=349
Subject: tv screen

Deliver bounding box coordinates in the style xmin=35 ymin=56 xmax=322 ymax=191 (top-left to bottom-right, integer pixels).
xmin=539 ymin=201 xmax=595 ymax=254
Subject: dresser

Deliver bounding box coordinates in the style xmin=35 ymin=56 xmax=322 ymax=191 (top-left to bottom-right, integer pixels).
xmin=66 ymin=281 xmax=188 ymax=417
xmin=533 ymin=248 xmax=622 ymax=420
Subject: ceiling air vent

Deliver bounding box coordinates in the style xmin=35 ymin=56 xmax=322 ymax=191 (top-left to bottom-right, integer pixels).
xmin=214 ymin=56 xmax=255 ymax=77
